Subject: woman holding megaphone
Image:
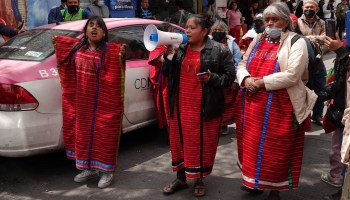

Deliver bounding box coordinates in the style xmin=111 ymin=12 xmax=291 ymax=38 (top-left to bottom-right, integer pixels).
xmin=161 ymin=14 xmax=234 ymax=197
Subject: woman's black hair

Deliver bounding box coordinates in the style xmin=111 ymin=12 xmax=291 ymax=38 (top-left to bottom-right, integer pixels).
xmin=228 ymin=2 xmax=238 ymax=11
xmin=60 ymin=16 xmax=108 ymax=65
xmin=188 ymin=13 xmax=214 ymax=37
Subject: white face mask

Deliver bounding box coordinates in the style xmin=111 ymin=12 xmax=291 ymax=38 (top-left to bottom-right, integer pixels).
xmin=97 ymin=0 xmax=104 ymax=7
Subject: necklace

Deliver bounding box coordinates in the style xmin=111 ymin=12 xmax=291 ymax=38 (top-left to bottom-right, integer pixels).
xmin=88 ymin=47 xmax=97 ymax=52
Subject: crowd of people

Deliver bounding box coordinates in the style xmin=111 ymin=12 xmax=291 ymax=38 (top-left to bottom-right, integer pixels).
xmin=0 ymin=0 xmax=350 ymax=199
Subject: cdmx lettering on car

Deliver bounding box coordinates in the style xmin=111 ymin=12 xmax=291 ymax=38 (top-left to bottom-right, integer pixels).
xmin=134 ymin=77 xmax=152 ymax=90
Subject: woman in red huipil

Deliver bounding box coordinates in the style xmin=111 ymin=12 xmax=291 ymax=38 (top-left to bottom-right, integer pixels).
xmin=161 ymin=14 xmax=234 ymax=197
xmin=53 ymin=16 xmax=126 ymax=189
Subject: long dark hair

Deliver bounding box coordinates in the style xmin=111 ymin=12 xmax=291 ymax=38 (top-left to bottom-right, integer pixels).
xmin=61 ymin=16 xmax=108 ymax=65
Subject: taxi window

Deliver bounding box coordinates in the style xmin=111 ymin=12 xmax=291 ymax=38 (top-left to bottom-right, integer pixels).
xmin=108 ymin=24 xmax=184 ymax=61
xmin=108 ymin=25 xmax=149 ymax=61
xmin=0 ymin=29 xmax=81 ymax=61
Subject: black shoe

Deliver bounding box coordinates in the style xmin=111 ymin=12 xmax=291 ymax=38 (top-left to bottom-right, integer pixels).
xmin=240 ymin=186 xmax=264 ymax=194
xmin=322 ymin=189 xmax=342 ymax=200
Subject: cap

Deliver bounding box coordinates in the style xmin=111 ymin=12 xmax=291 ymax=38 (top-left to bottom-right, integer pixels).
xmin=253 ymin=13 xmax=263 ymax=21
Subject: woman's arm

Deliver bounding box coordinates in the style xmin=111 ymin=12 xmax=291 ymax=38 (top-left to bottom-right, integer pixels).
xmin=263 ymin=37 xmax=308 ymax=90
xmin=206 ymin=46 xmax=234 ymax=87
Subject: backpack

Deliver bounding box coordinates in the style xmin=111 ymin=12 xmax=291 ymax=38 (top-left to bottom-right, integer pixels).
xmin=291 ymin=34 xmax=322 ymax=79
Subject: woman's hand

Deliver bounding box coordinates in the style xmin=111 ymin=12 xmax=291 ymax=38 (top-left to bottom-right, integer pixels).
xmin=324 ymin=34 xmax=343 ymax=51
xmin=253 ymin=78 xmax=265 ymax=89
xmin=198 ymin=70 xmax=211 ymax=83
xmin=165 ymin=45 xmax=175 ymax=55
xmin=51 ymin=35 xmax=58 ymax=47
xmin=244 ymin=77 xmax=261 ymax=96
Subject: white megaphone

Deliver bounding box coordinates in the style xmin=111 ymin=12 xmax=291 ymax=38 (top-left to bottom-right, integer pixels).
xmin=143 ymin=24 xmax=188 ymax=51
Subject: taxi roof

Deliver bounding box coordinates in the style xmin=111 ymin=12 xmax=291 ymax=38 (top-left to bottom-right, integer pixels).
xmin=36 ymin=18 xmax=165 ymax=32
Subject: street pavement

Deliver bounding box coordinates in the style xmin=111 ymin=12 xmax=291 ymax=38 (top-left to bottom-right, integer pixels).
xmin=0 ymin=52 xmax=341 ymax=200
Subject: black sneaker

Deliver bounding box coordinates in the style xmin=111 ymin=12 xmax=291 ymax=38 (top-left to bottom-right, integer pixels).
xmin=240 ymin=186 xmax=264 ymax=194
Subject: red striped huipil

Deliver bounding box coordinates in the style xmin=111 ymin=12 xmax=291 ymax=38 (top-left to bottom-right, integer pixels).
xmin=168 ymin=46 xmax=222 ymax=179
xmin=55 ymin=36 xmax=125 ymax=173
xmin=148 ymin=45 xmax=169 ymax=128
xmin=240 ymin=38 xmax=308 ymax=190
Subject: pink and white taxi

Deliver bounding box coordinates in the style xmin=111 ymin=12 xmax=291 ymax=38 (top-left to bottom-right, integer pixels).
xmin=0 ymin=18 xmax=182 ymax=157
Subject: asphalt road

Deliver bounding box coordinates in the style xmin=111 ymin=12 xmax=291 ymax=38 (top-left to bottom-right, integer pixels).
xmin=0 ymin=52 xmax=341 ymax=200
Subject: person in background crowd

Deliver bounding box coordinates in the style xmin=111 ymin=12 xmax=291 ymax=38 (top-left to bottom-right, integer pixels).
xmin=0 ymin=23 xmax=24 ymax=39
xmin=317 ymin=0 xmax=325 ymax=20
xmin=246 ymin=2 xmax=259 ymax=30
xmin=209 ymin=20 xmax=242 ymax=135
xmin=60 ymin=0 xmax=93 ymax=22
xmin=287 ymin=0 xmax=296 ymax=13
xmin=336 ymin=0 xmax=349 ymax=40
xmin=136 ymin=0 xmax=156 ymax=20
xmin=236 ymin=2 xmax=317 ymax=199
xmin=323 ymin=0 xmax=335 ymax=20
xmin=48 ymin=0 xmax=67 ymax=24
xmin=148 ymin=23 xmax=173 ymax=140
xmin=295 ymin=0 xmax=304 ymax=17
xmin=239 ymin=13 xmax=264 ymax=55
xmin=297 ymin=0 xmax=326 ymax=126
xmin=161 ymin=14 xmax=234 ymax=197
xmin=320 ymin=34 xmax=350 ymax=200
xmin=227 ymin=2 xmax=243 ymax=42
xmin=170 ymin=1 xmax=192 ymax=28
xmin=203 ymin=0 xmax=221 ymax=23
xmin=281 ymin=0 xmax=294 ymax=13
xmin=52 ymin=16 xmax=126 ymax=189
xmin=87 ymin=0 xmax=110 ymax=18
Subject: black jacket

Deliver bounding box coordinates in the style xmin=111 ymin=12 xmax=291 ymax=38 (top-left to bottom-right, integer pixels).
xmin=162 ymin=39 xmax=234 ymax=121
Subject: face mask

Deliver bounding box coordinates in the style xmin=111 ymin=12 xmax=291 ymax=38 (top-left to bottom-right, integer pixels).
xmin=212 ymin=32 xmax=226 ymax=42
xmin=265 ymin=27 xmax=282 ymax=39
xmin=67 ymin=5 xmax=79 ymax=14
xmin=304 ymin=10 xmax=316 ymax=18
xmin=98 ymin=0 xmax=105 ymax=7
xmin=254 ymin=25 xmax=265 ymax=34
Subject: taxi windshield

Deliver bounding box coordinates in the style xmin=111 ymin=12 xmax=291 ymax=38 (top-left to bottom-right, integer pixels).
xmin=0 ymin=29 xmax=81 ymax=61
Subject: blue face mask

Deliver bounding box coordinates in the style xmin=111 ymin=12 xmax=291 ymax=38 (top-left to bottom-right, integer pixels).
xmin=265 ymin=27 xmax=283 ymax=39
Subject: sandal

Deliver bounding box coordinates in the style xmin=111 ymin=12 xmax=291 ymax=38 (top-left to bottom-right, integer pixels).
xmin=194 ymin=179 xmax=206 ymax=197
xmin=162 ymin=179 xmax=188 ymax=195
